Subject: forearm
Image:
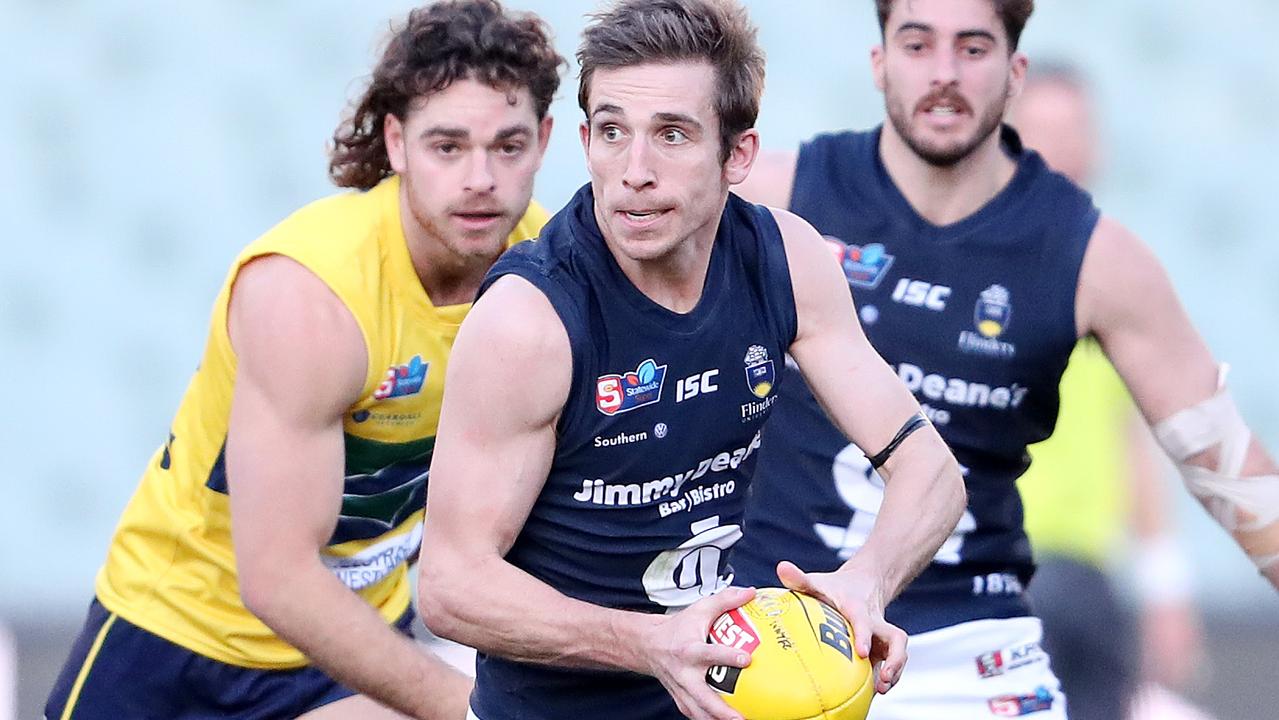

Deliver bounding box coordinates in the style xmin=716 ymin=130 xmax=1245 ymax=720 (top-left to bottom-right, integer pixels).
xmin=1226 ymin=439 xmax=1279 ymax=590
xmin=841 ymin=435 xmax=965 ymax=599
xmin=420 ymin=553 xmax=658 ymax=672
xmin=246 ymin=560 xmax=469 ymax=720
xmin=1172 ymin=431 xmax=1279 ymax=589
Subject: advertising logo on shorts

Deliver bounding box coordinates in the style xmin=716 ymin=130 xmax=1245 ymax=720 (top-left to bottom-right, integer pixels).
xmin=743 ymin=345 xmax=775 ymax=398
xmin=958 ymin=284 xmax=1016 ymax=358
xmin=987 ymin=686 xmax=1054 ymax=716
xmin=825 ymin=238 xmax=895 ymax=289
xmin=373 ymin=355 xmax=428 ymax=400
xmin=596 ymin=359 xmax=668 ymax=415
xmin=975 ymin=641 xmax=1045 ymax=679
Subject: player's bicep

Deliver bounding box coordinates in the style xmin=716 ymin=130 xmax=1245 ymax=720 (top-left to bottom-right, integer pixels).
xmin=425 ymin=275 xmax=571 ymax=558
xmin=775 ymin=209 xmax=922 ymax=455
xmin=225 ymin=256 xmax=367 ymax=566
xmin=1079 ymin=218 xmax=1218 ymax=424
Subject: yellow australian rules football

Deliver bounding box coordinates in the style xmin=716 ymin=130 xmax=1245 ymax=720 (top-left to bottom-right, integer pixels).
xmin=706 ymin=588 xmax=874 ymax=720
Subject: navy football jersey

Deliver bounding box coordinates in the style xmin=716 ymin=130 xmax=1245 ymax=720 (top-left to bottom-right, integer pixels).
xmin=735 ymin=126 xmax=1099 ymax=634
xmin=470 ymin=184 xmax=798 ymax=719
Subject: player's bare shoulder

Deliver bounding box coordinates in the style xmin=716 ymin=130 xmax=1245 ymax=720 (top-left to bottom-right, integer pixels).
xmin=450 ymin=274 xmax=571 ymax=419
xmin=465 ymin=274 xmax=569 ymax=357
xmin=228 ymin=255 xmax=367 ymax=409
xmin=1075 ymin=215 xmax=1174 ymax=339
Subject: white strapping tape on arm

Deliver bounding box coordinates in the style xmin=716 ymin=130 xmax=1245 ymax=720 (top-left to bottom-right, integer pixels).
xmin=1152 ymin=365 xmax=1279 ymax=567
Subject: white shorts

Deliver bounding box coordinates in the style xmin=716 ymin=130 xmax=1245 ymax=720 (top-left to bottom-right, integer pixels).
xmin=869 ymin=617 xmax=1068 ymax=720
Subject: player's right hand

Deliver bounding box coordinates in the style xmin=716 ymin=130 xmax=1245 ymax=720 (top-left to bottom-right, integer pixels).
xmin=640 ymin=586 xmax=756 ymax=720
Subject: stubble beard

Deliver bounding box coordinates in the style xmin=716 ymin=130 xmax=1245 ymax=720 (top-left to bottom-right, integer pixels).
xmin=886 ymin=81 xmax=1010 ymax=168
xmin=405 ymin=189 xmax=515 ymax=265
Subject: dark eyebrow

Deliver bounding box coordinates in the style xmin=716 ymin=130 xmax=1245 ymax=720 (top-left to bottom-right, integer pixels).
xmin=957 ymin=29 xmax=998 ymax=43
xmin=654 ymin=112 xmax=701 ymax=130
xmin=894 ymin=22 xmax=997 ymax=44
xmin=421 ymin=126 xmax=469 ymax=140
xmin=493 ymin=125 xmax=533 ymax=142
xmin=590 ymin=103 xmax=624 ymax=119
xmin=420 ymin=125 xmax=533 ymax=143
xmin=894 ymin=21 xmax=933 ymax=35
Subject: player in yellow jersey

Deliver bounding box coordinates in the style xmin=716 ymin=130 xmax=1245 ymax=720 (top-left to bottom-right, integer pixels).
xmin=45 ymin=2 xmax=562 ymax=719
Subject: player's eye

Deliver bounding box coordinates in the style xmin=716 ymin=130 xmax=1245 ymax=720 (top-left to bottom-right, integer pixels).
xmin=600 ymin=125 xmax=623 ymax=142
xmin=660 ymin=128 xmax=689 ymax=145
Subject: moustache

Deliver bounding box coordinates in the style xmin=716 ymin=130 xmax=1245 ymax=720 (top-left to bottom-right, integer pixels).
xmin=914 ymin=87 xmax=972 ymax=115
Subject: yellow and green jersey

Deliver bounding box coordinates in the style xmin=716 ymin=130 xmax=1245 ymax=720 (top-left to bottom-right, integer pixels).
xmin=1019 ymin=339 xmax=1132 ymax=567
xmin=95 ymin=176 xmax=547 ymax=668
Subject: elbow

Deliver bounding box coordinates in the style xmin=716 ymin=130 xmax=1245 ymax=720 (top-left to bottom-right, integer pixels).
xmin=238 ymin=560 xmax=292 ymax=628
xmin=416 ymin=554 xmax=467 ymax=642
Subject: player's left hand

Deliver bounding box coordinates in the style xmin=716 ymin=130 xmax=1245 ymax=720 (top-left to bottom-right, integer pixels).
xmin=775 ymin=559 xmax=906 ymax=694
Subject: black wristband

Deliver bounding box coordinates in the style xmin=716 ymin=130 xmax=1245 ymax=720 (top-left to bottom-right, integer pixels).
xmin=865 ymin=412 xmax=930 ymax=469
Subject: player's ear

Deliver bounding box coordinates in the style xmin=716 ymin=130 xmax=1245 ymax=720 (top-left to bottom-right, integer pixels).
xmin=871 ymin=45 xmax=886 ymax=93
xmin=532 ymin=115 xmax=554 ymax=171
xmin=723 ymin=128 xmax=760 ymax=186
xmin=1007 ymin=52 xmax=1029 ymax=102
xmin=579 ymin=120 xmax=591 ymax=154
xmin=385 ymin=113 xmax=407 ymax=175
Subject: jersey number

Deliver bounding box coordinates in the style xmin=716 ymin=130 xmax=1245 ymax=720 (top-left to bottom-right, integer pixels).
xmin=814 ymin=442 xmax=975 ymax=564
xmin=642 ymin=516 xmax=741 ymax=607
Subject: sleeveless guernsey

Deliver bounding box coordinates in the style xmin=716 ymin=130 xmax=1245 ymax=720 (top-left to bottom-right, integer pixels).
xmin=735 ymin=126 xmax=1099 ymax=634
xmin=95 ymin=176 xmax=547 ymax=668
xmin=471 ymin=185 xmax=797 ymax=719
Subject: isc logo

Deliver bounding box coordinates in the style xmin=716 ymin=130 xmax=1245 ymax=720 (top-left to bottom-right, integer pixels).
xmin=676 ymin=369 xmax=719 ymax=402
xmin=891 ymin=278 xmax=950 ymax=311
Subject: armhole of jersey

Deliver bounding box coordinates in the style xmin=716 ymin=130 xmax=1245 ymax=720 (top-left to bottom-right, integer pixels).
xmin=755 ymin=205 xmax=800 ymax=348
xmin=1059 ymin=203 xmax=1102 ymax=345
xmin=231 ymin=249 xmax=378 ymax=397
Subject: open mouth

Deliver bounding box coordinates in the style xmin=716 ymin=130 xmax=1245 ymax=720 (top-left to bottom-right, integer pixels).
xmin=617 ymin=208 xmax=672 ymax=227
xmin=452 ymin=211 xmax=503 ymax=228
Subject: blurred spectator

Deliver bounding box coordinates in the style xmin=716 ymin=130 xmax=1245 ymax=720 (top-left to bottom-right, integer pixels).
xmin=1014 ymin=61 xmax=1209 ymax=720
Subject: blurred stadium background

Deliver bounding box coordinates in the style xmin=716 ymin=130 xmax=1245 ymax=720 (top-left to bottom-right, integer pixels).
xmin=2 ymin=1 xmax=1277 ymax=718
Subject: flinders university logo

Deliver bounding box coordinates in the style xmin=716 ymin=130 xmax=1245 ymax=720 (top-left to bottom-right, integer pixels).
xmin=596 ymin=358 xmax=668 ymax=415
xmin=958 ymin=285 xmax=1016 ymax=359
xmin=373 ymin=355 xmax=428 ymax=400
xmin=974 ymin=284 xmax=1011 ymax=338
xmin=743 ymin=345 xmax=775 ymax=398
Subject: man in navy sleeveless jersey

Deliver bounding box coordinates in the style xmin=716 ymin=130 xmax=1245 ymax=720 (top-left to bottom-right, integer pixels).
xmin=733 ymin=0 xmax=1279 ymax=718
xmin=417 ymin=1 xmax=967 ymax=719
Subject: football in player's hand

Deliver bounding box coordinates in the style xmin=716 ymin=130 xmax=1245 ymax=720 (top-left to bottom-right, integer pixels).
xmin=706 ymin=588 xmax=874 ymax=720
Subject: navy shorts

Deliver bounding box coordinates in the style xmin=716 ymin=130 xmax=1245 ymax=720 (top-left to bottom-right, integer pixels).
xmin=46 ymin=597 xmax=414 ymax=720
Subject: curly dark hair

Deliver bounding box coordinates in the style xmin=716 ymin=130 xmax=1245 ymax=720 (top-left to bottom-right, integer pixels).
xmin=329 ymin=0 xmax=565 ymax=190
xmin=577 ymin=0 xmax=765 ymax=163
xmin=874 ymin=0 xmax=1034 ymax=51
